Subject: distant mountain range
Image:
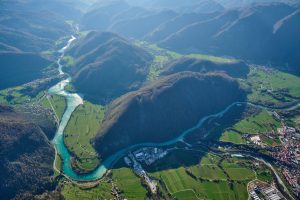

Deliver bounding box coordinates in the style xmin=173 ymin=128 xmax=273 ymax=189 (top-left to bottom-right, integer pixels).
xmin=159 ymin=3 xmax=300 ymax=73
xmin=82 ymin=1 xmax=300 ymax=74
xmin=125 ymin=0 xmax=224 ymax=13
xmin=0 ymin=0 xmax=76 ymax=91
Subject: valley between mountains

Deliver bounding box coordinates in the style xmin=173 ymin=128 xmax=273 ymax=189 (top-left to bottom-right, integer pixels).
xmin=0 ymin=1 xmax=300 ymax=200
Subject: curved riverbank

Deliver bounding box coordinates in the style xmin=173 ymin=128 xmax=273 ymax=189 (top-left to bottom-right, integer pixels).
xmin=50 ymin=36 xmax=299 ymax=185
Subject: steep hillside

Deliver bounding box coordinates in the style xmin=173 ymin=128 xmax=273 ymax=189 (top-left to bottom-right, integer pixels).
xmin=81 ymin=1 xmax=178 ymax=39
xmin=159 ymin=3 xmax=300 ymax=73
xmin=0 ymin=52 xmax=52 ymax=90
xmin=109 ymin=10 xmax=177 ymax=39
xmin=0 ymin=11 xmax=71 ymax=42
xmin=67 ymin=31 xmax=153 ymax=102
xmin=215 ymin=0 xmax=299 ymax=8
xmin=125 ymin=0 xmax=224 ymax=13
xmin=0 ymin=28 xmax=53 ymax=53
xmin=162 ymin=58 xmax=250 ymax=78
xmin=0 ymin=1 xmax=75 ymax=54
xmin=0 ymin=105 xmax=55 ymax=200
xmin=0 ymin=0 xmax=83 ymax=20
xmin=94 ymin=72 xmax=246 ymax=158
xmin=145 ymin=12 xmax=219 ymax=42
xmin=0 ymin=42 xmax=20 ymax=52
xmin=81 ymin=1 xmax=220 ymax=40
xmin=0 ymin=0 xmax=77 ymax=92
xmin=81 ymin=0 xmax=133 ymax=30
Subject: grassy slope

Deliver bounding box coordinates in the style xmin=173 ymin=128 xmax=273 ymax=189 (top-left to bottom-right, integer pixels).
xmin=221 ymin=159 xmax=256 ymax=181
xmin=245 ymin=67 xmax=300 ymax=106
xmin=136 ymin=41 xmax=237 ymax=81
xmin=64 ymin=101 xmax=104 ymax=171
xmin=0 ymin=86 xmax=38 ymax=105
xmin=152 ymin=165 xmax=248 ymax=200
xmin=112 ymin=168 xmax=148 ymax=200
xmin=233 ymin=110 xmax=281 ymax=134
xmin=220 ymin=130 xmax=246 ymax=144
xmin=61 ymin=182 xmax=112 ymax=200
xmin=189 ymin=154 xmax=227 ymax=181
xmin=62 ymin=167 xmax=147 ymax=200
xmin=40 ymin=94 xmax=66 ymax=121
xmin=220 ymin=109 xmax=281 ymax=144
xmin=137 ymin=42 xmax=300 ymax=109
xmin=149 ymin=151 xmax=251 ymax=200
xmin=60 ymin=151 xmax=273 ymax=200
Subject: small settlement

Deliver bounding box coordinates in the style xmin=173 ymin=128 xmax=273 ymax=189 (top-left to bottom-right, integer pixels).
xmin=249 ymin=180 xmax=285 ymax=200
xmin=124 ymin=147 xmax=168 ymax=194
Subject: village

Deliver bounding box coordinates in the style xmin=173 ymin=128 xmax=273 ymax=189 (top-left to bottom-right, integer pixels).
xmin=248 ymin=180 xmax=285 ymax=200
xmin=243 ymin=112 xmax=300 ymax=198
xmin=123 ymin=147 xmax=168 ymax=195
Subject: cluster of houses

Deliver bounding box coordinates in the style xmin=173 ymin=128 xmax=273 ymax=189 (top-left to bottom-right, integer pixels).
xmin=282 ymin=168 xmax=300 ymax=197
xmin=245 ymin=119 xmax=300 ymax=198
xmin=110 ymin=181 xmax=123 ymax=200
xmin=272 ymin=125 xmax=300 ymax=165
xmin=132 ymin=147 xmax=168 ymax=165
xmin=122 ymin=147 xmax=168 ymax=194
xmin=249 ymin=180 xmax=285 ymax=200
xmin=124 ymin=150 xmax=159 ymax=194
xmin=273 ymin=125 xmax=300 ymax=197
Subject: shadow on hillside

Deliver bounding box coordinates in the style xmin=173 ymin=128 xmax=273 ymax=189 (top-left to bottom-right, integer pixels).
xmin=111 ymin=103 xmax=248 ymax=172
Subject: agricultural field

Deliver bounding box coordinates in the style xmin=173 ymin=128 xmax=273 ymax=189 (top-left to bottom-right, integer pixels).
xmin=218 ymin=108 xmax=281 ymax=146
xmin=39 ymin=94 xmax=66 ymax=121
xmin=152 ymin=166 xmax=248 ymax=200
xmin=173 ymin=189 xmax=199 ymax=200
xmin=64 ymin=101 xmax=105 ymax=172
xmin=0 ymin=86 xmax=34 ymax=104
xmin=61 ymin=181 xmax=112 ymax=200
xmin=0 ymin=86 xmax=67 ymax=123
xmin=135 ymin=42 xmax=180 ymax=81
xmin=230 ymin=109 xmax=281 ymax=135
xmin=220 ymin=130 xmax=246 ymax=144
xmin=245 ymin=67 xmax=300 ymax=107
xmin=112 ymin=168 xmax=148 ymax=200
xmin=221 ymin=158 xmax=256 ymax=181
xmin=188 ymin=154 xmax=227 ymax=181
xmin=148 ymin=150 xmax=254 ymax=200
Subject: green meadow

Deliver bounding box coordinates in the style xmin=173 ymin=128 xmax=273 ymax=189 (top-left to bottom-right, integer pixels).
xmin=189 ymin=154 xmax=227 ymax=181
xmin=40 ymin=94 xmax=67 ymax=121
xmin=152 ymin=167 xmax=248 ymax=200
xmin=246 ymin=67 xmax=300 ymax=106
xmin=219 ymin=108 xmax=280 ymax=145
xmin=232 ymin=110 xmax=281 ymax=134
xmin=220 ymin=130 xmax=246 ymax=144
xmin=136 ymin=41 xmax=237 ymax=81
xmin=61 ymin=181 xmax=112 ymax=200
xmin=64 ymin=101 xmax=105 ymax=171
xmin=149 ymin=151 xmax=253 ymax=200
xmin=112 ymin=168 xmax=148 ymax=200
xmin=0 ymin=86 xmax=34 ymax=105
